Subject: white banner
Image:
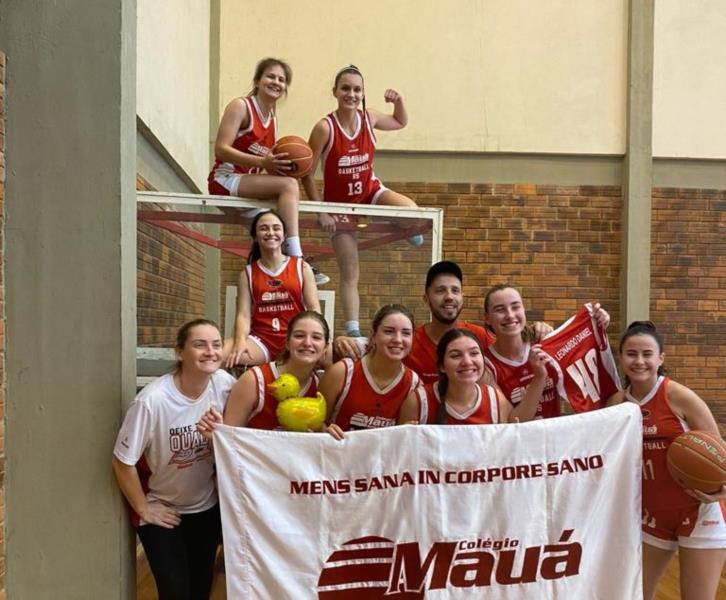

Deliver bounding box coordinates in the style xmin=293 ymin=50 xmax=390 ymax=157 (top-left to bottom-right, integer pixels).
xmin=214 ymin=403 xmax=642 ymax=599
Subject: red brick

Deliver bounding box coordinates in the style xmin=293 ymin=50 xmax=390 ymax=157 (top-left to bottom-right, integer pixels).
xmin=137 ymin=182 xmax=206 ymax=345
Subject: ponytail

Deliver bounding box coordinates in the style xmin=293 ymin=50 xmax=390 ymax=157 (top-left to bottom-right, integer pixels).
xmin=435 ymin=376 xmax=449 ymax=425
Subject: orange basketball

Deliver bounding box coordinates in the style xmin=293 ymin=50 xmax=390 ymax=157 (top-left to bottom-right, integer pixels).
xmin=272 ymin=135 xmax=313 ymax=178
xmin=666 ymin=430 xmax=726 ymax=494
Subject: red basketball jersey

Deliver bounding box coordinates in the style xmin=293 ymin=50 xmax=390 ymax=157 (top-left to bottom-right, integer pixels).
xmin=404 ymin=322 xmax=494 ymax=384
xmin=331 ymin=357 xmax=420 ymax=431
xmin=321 ymin=110 xmax=382 ymax=204
xmin=628 ymin=377 xmax=702 ymax=529
xmin=246 ymin=362 xmax=319 ymax=430
xmin=246 ymin=256 xmax=306 ymax=357
xmin=538 ymin=304 xmax=621 ymax=413
xmin=208 ymin=96 xmax=276 ymax=183
xmin=482 ymin=343 xmax=561 ymax=419
xmin=416 ymin=382 xmax=500 ymax=425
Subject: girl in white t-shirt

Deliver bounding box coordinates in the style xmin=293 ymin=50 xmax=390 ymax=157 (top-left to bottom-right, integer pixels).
xmin=112 ymin=319 xmax=235 ymax=600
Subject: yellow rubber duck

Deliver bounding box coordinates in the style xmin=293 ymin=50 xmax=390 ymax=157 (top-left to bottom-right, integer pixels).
xmin=267 ymin=372 xmax=301 ymax=400
xmin=268 ymin=373 xmax=327 ymax=432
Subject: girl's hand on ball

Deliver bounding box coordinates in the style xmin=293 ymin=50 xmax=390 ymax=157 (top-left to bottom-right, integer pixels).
xmin=262 ymin=152 xmax=292 ymax=175
xmin=685 ymin=484 xmax=726 ymax=503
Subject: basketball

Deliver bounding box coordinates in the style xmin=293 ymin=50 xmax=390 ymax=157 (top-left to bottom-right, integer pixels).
xmin=666 ymin=430 xmax=726 ymax=494
xmin=272 ymin=135 xmax=313 ymax=178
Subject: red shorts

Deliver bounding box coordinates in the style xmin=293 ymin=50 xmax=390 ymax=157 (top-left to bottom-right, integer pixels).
xmin=248 ymin=331 xmax=285 ymax=362
xmin=208 ymin=178 xmax=233 ymax=196
xmin=359 ymin=179 xmax=385 ymax=205
xmin=331 ymin=213 xmax=363 ymax=235
xmin=643 ymin=500 xmax=726 ymax=550
xmin=324 ymin=179 xmax=386 ymax=206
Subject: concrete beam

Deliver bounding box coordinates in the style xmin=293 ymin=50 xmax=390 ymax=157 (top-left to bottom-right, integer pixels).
xmin=621 ymin=0 xmax=655 ymax=328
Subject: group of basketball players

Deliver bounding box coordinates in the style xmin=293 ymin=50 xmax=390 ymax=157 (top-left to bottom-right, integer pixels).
xmin=209 ymin=57 xmax=422 ymax=344
xmin=112 ymin=57 xmax=726 ymax=600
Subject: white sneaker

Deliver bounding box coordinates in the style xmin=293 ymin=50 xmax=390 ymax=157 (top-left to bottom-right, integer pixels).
xmin=243 ymin=207 xmax=267 ymax=219
xmin=313 ymin=267 xmax=330 ymax=286
xmin=406 ymin=234 xmax=424 ymax=247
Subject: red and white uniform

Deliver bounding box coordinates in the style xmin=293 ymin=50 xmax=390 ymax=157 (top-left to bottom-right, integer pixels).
xmin=321 ymin=110 xmax=385 ymax=205
xmin=628 ymin=376 xmax=726 ymax=549
xmin=330 ymin=357 xmax=419 ymax=430
xmin=246 ymin=256 xmax=307 ymax=360
xmin=246 ymin=362 xmax=319 ymax=430
xmin=208 ymin=96 xmax=276 ymax=194
xmin=113 ymin=371 xmax=236 ymax=526
xmin=538 ymin=304 xmax=621 ymax=413
xmin=483 ymin=343 xmax=561 ymax=419
xmin=416 ymin=382 xmax=500 ymax=425
xmin=404 ymin=322 xmax=494 ymax=384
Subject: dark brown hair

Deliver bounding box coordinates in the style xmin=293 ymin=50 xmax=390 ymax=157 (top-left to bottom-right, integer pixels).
xmin=618 ymin=320 xmax=667 ymax=386
xmin=247 ymin=210 xmax=286 ymax=265
xmin=371 ymin=303 xmax=414 ymax=333
xmin=435 ymin=328 xmax=482 ymax=424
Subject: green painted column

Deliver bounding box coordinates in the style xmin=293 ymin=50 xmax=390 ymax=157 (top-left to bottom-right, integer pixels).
xmin=0 ymin=1 xmax=137 ymax=597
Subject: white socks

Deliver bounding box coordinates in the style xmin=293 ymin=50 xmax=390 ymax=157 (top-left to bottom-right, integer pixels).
xmin=284 ymin=236 xmax=303 ymax=257
xmin=345 ymin=321 xmax=362 ymax=338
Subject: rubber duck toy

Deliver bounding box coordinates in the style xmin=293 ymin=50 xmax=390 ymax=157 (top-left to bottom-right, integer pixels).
xmin=268 ymin=373 xmax=327 ymax=432
xmin=267 ymin=372 xmax=300 ymax=400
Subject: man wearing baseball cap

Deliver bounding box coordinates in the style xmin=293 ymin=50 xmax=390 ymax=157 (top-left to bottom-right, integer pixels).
xmin=333 ymin=262 xmax=485 ymax=379
xmin=403 ymin=261 xmax=495 ymax=383
xmin=333 ymin=261 xmax=550 ymax=381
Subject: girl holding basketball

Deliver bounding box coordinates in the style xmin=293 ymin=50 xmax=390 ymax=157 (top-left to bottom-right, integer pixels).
xmin=482 ymin=284 xmax=609 ymax=418
xmin=210 ymin=57 xmax=325 ymax=283
xmin=398 ymin=328 xmax=540 ymax=426
xmin=198 ymin=310 xmax=329 ymax=432
xmin=226 ymin=210 xmax=320 ymax=367
xmin=607 ymin=321 xmax=726 ymax=600
xmin=112 ymin=319 xmax=235 ymax=600
xmin=321 ymin=304 xmax=420 ymax=439
xmin=302 ymin=65 xmax=422 ymax=341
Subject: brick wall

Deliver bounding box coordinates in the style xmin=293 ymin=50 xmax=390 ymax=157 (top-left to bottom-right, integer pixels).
xmin=401 ymin=183 xmax=622 ymax=328
xmin=0 ymin=50 xmax=6 ymax=599
xmin=220 ymin=182 xmax=622 ymax=340
xmin=651 ymin=188 xmax=726 ymax=429
xmin=137 ymin=176 xmax=207 ymax=346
